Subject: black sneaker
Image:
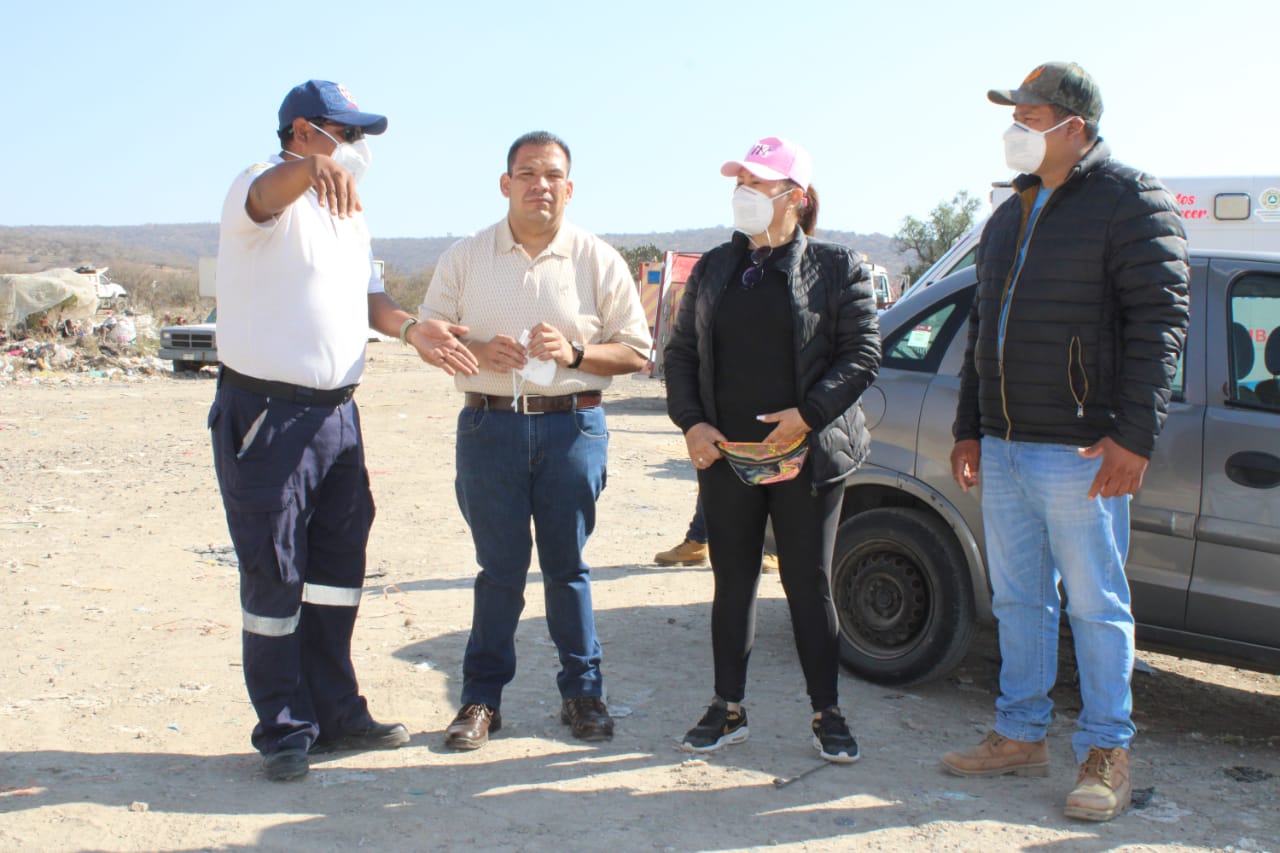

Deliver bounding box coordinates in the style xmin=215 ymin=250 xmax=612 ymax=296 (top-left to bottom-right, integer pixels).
xmin=682 ymin=697 xmax=749 ymax=752
xmin=812 ymin=706 xmax=860 ymax=763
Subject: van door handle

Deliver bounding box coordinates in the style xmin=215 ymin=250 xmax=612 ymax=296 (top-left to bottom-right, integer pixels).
xmin=1225 ymin=451 xmax=1280 ymax=489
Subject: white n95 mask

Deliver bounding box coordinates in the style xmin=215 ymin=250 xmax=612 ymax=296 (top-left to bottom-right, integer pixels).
xmin=731 ymin=185 xmax=790 ymax=236
xmin=1002 ymin=117 xmax=1073 ymax=174
xmin=310 ymin=122 xmax=374 ymax=184
xmin=511 ymin=329 xmax=558 ymax=409
xmin=332 ymin=138 xmax=372 ymax=184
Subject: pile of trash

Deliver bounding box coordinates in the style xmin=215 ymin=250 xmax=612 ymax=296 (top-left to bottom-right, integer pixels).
xmin=0 ymin=336 xmax=175 ymax=386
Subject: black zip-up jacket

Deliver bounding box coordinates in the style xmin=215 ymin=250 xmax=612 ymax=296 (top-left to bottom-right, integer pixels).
xmin=665 ymin=230 xmax=881 ymax=486
xmin=954 ymin=140 xmax=1190 ymax=458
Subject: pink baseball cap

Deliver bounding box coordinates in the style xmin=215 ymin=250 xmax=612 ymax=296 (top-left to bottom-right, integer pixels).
xmin=720 ymin=136 xmax=813 ymax=190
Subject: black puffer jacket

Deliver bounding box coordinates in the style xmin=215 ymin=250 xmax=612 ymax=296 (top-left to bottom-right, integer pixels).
xmin=665 ymin=230 xmax=881 ymax=486
xmin=954 ymin=140 xmax=1189 ymax=458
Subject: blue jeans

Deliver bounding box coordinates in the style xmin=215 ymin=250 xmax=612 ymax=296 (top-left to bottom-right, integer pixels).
xmin=454 ymin=403 xmax=609 ymax=708
xmin=980 ymin=437 xmax=1136 ymax=762
xmin=686 ymin=495 xmax=707 ymax=544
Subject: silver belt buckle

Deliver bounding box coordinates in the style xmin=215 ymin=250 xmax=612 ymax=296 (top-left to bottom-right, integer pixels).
xmin=519 ymin=395 xmax=544 ymax=415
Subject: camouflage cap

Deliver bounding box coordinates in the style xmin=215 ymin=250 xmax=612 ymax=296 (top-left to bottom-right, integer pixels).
xmin=988 ymin=61 xmax=1102 ymax=123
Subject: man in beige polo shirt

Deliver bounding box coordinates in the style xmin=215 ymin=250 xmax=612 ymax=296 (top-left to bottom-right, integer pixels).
xmin=422 ymin=130 xmax=651 ymax=750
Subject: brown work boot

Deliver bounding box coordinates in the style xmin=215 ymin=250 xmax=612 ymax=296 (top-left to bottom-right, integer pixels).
xmin=941 ymin=730 xmax=1050 ymax=777
xmin=560 ymin=697 xmax=614 ymax=742
xmin=1065 ymin=746 xmax=1131 ymax=822
xmin=654 ymin=538 xmax=708 ymax=566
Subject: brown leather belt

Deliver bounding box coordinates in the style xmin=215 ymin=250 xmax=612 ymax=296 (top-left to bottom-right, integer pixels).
xmin=464 ymin=391 xmax=602 ymax=414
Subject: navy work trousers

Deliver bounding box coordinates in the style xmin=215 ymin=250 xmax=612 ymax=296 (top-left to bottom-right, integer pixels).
xmin=209 ymin=381 xmax=375 ymax=755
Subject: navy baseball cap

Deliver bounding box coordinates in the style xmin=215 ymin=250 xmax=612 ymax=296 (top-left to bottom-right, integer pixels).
xmin=277 ymin=80 xmax=388 ymax=134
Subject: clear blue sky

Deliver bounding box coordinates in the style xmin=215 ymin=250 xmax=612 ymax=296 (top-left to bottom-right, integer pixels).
xmin=3 ymin=0 xmax=1275 ymax=245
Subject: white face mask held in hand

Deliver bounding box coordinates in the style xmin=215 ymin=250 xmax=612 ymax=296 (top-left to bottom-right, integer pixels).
xmin=1001 ymin=117 xmax=1073 ymax=174
xmin=511 ymin=328 xmax=558 ymax=410
xmin=731 ymin=185 xmax=791 ymax=238
xmin=310 ymin=122 xmax=374 ymax=184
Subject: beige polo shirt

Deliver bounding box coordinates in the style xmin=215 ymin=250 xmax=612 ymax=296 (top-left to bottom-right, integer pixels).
xmin=421 ymin=218 xmax=652 ymax=396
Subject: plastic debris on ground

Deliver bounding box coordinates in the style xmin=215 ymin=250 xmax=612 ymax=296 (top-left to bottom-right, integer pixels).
xmin=1130 ymin=786 xmax=1155 ymax=808
xmin=1225 ymin=766 xmax=1275 ymax=783
xmin=1 ymin=320 xmax=185 ymax=387
xmin=318 ymin=770 xmax=378 ymax=787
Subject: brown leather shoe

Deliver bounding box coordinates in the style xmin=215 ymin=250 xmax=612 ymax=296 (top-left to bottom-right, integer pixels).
xmin=1065 ymin=746 xmax=1131 ymax=821
xmin=941 ymin=730 xmax=1050 ymax=777
xmin=444 ymin=703 xmax=501 ymax=750
xmin=561 ymin=697 xmax=614 ymax=742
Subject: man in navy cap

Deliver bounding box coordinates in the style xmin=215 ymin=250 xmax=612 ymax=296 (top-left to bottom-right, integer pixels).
xmin=210 ymin=79 xmax=478 ymax=781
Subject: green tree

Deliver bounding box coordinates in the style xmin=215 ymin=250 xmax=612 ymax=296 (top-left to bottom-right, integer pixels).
xmin=615 ymin=243 xmax=663 ymax=277
xmin=382 ymin=264 xmax=433 ymax=313
xmin=894 ymin=191 xmax=981 ymax=283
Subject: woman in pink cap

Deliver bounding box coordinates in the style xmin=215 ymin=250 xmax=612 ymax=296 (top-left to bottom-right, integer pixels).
xmin=663 ymin=137 xmax=881 ymax=762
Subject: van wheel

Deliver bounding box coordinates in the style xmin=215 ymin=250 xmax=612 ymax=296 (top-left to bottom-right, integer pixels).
xmin=832 ymin=507 xmax=976 ymax=685
xmin=173 ymin=361 xmax=200 ymax=373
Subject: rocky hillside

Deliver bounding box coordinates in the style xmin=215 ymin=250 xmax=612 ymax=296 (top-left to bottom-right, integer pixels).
xmin=0 ymin=222 xmax=910 ymax=285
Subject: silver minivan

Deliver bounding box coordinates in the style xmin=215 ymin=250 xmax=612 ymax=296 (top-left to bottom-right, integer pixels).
xmin=833 ymin=250 xmax=1280 ymax=685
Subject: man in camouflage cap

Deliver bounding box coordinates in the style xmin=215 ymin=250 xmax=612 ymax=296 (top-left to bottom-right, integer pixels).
xmin=941 ymin=61 xmax=1190 ymax=822
xmin=987 ymin=60 xmax=1103 ymax=123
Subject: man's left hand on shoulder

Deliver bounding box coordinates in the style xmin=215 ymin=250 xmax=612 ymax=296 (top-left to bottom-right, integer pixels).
xmin=1079 ymin=436 xmax=1149 ymax=499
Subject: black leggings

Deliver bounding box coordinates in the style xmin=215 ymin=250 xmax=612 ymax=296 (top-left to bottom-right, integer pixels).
xmin=697 ymin=458 xmax=844 ymax=711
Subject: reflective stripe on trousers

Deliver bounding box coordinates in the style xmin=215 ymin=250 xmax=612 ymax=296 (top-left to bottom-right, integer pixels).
xmin=242 ymin=583 xmax=365 ymax=636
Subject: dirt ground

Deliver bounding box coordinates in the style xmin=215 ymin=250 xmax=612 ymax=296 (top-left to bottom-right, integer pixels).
xmin=1 ymin=346 xmax=1277 ymax=853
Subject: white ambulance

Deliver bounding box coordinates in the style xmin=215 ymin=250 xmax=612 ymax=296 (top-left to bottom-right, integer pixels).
xmin=1162 ymin=176 xmax=1280 ymax=252
xmin=898 ymin=175 xmax=1280 ymax=303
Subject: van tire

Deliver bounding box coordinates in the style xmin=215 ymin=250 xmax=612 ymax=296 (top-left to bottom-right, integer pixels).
xmin=832 ymin=507 xmax=976 ymax=686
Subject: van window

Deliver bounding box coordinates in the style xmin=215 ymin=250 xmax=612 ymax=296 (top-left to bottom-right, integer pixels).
xmin=882 ymin=287 xmax=975 ymax=373
xmin=949 ymin=246 xmax=977 ymax=275
xmin=1215 ymin=193 xmax=1251 ymax=221
xmin=873 ymin=273 xmax=891 ymax=307
xmin=1171 ymin=349 xmax=1185 ymax=402
xmin=1227 ymin=274 xmax=1280 ymax=409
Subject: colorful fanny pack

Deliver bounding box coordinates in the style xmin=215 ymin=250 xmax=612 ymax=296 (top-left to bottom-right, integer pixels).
xmin=714 ymin=436 xmax=810 ymax=486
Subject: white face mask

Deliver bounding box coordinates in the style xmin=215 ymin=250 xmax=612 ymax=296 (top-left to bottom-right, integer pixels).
xmin=731 ymin=185 xmax=791 ymax=237
xmin=1002 ymin=117 xmax=1074 ymax=174
xmin=510 ymin=328 xmax=557 ymax=409
xmin=311 ymin=122 xmax=373 ymax=184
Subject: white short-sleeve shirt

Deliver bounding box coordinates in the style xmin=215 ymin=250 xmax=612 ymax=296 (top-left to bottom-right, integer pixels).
xmin=215 ymin=155 xmax=383 ymax=390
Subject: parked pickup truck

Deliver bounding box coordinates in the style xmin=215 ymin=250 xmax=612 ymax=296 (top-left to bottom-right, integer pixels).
xmin=157 ymin=308 xmax=395 ymax=373
xmin=159 ymin=310 xmax=218 ymax=372
xmin=833 ymin=249 xmax=1280 ymax=685
xmin=74 ymin=265 xmax=128 ymax=312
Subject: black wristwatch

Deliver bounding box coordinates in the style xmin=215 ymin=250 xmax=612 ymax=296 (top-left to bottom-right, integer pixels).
xmin=569 ymin=342 xmax=585 ymax=369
